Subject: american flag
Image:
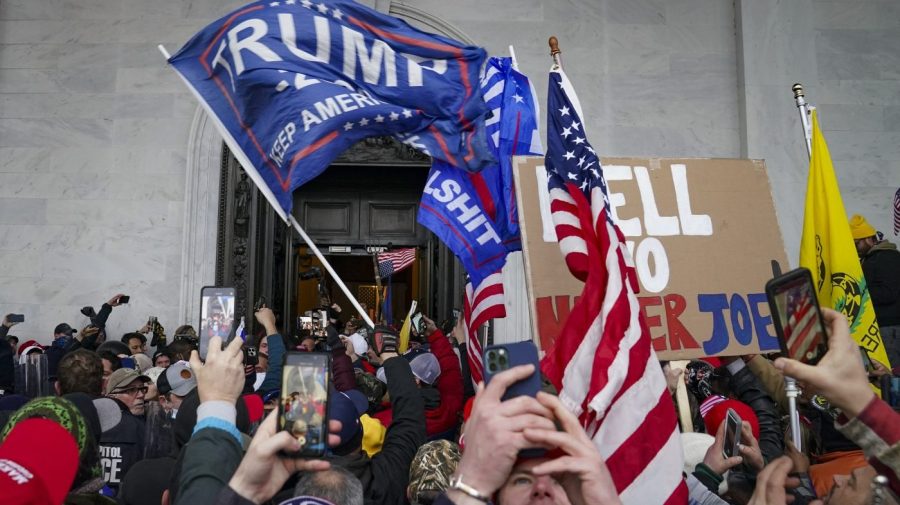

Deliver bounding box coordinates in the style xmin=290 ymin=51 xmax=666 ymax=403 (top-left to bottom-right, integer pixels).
xmin=540 ymin=67 xmax=687 ymax=504
xmin=460 ymin=58 xmax=543 ymax=371
xmin=893 ymin=187 xmax=900 ymax=235
xmin=462 ymin=272 xmax=505 ymax=385
xmin=377 ymin=248 xmax=416 ymax=278
xmin=784 ymin=289 xmax=825 ymax=362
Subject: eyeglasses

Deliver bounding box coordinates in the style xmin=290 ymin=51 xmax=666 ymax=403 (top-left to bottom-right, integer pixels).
xmin=114 ymin=386 xmax=148 ymax=396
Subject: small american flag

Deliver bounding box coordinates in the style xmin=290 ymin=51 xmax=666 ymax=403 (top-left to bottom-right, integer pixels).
xmin=376 ymin=248 xmax=416 ymax=279
xmin=462 ymin=273 xmax=505 ymax=385
xmin=893 ymin=187 xmax=900 ymax=235
xmin=541 ymin=66 xmax=687 ymax=504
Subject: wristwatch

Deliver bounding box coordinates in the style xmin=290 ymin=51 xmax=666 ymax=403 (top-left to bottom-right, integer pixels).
xmin=448 ymin=475 xmax=490 ymax=503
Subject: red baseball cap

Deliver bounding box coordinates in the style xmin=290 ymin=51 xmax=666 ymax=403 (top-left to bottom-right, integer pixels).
xmin=701 ymin=397 xmax=760 ymax=440
xmin=0 ymin=418 xmax=79 ymax=505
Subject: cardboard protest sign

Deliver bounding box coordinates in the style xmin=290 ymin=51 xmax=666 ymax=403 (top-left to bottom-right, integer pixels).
xmin=514 ymin=156 xmax=789 ymax=360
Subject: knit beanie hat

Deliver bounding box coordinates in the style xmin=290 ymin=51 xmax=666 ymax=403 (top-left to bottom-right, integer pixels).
xmin=0 ymin=396 xmax=102 ymax=489
xmin=849 ymin=214 xmax=876 ymax=240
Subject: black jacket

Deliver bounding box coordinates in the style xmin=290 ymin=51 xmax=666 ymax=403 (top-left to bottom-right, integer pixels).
xmin=0 ymin=325 xmax=14 ymax=391
xmin=330 ymin=356 xmax=426 ymax=505
xmin=729 ymin=366 xmax=784 ymax=465
xmin=98 ymin=399 xmax=145 ymax=495
xmin=862 ymin=240 xmax=900 ymax=327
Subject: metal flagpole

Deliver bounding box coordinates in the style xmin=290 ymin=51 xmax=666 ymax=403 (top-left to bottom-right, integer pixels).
xmin=786 ymin=82 xmax=815 ymax=453
xmin=793 ymin=83 xmax=813 ymax=157
xmin=158 ymin=44 xmax=375 ymax=329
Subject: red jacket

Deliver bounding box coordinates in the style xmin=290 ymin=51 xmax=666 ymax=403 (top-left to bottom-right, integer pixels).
xmin=373 ymin=329 xmax=464 ymax=436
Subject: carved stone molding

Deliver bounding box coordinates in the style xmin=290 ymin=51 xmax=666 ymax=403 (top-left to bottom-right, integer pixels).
xmin=331 ymin=136 xmax=431 ymax=166
xmin=179 ymin=108 xmax=223 ymax=325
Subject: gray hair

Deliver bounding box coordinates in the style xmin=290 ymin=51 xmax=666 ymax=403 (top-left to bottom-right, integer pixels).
xmin=293 ymin=467 xmax=364 ymax=505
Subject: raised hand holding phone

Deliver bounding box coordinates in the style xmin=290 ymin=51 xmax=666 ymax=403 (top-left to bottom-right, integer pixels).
xmin=774 ymin=308 xmax=875 ymax=418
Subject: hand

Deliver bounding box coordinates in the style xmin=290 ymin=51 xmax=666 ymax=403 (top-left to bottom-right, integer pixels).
xmin=662 ymin=364 xmax=683 ymax=396
xmin=2 ymin=315 xmax=19 ymax=328
xmin=78 ymin=325 xmax=100 ymax=343
xmin=228 ymin=409 xmax=341 ymax=505
xmin=190 ymin=336 xmax=245 ymax=404
xmin=784 ymin=441 xmax=809 ymax=474
xmin=737 ymin=421 xmax=764 ymax=472
xmin=747 ymin=456 xmax=808 ymax=505
xmin=869 ymin=358 xmax=891 ymax=378
xmin=107 ymin=294 xmax=126 ymax=307
xmin=254 ymin=308 xmax=277 ymax=336
xmin=137 ymin=323 xmax=151 ymax=334
xmin=366 ymin=349 xmax=383 ymax=366
xmin=702 ymin=417 xmax=744 ymax=474
xmin=774 ymin=308 xmax=875 ymax=418
xmin=523 ymin=392 xmax=622 ymax=505
xmin=450 ymin=365 xmax=556 ymax=498
xmin=422 ymin=315 xmax=438 ymax=337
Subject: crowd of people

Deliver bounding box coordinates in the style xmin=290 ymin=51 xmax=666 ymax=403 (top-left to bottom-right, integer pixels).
xmin=0 ymin=254 xmax=898 ymax=504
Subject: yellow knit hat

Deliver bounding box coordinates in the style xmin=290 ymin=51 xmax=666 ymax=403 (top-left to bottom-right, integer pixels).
xmin=849 ymin=214 xmax=877 ymax=240
xmin=360 ymin=414 xmax=386 ymax=457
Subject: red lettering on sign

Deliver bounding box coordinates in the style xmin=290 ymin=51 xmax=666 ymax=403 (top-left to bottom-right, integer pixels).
xmin=536 ymin=295 xmax=578 ymax=350
xmin=663 ymin=293 xmax=700 ymax=350
xmin=638 ymin=296 xmax=666 ymax=352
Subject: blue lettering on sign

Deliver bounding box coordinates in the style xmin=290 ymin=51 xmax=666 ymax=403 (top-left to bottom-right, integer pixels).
xmin=698 ymin=293 xmax=779 ymax=355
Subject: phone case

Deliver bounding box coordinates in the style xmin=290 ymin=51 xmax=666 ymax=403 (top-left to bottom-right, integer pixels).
xmin=483 ymin=341 xmax=541 ymax=401
xmin=279 ymin=352 xmax=331 ymax=457
xmin=765 ymin=267 xmax=829 ymax=365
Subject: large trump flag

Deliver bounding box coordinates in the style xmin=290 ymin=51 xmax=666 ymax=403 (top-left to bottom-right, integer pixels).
xmin=799 ymin=110 xmax=890 ymax=367
xmin=168 ymin=0 xmax=493 ymax=218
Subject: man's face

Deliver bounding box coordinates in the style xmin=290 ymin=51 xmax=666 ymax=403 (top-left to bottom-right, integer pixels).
xmin=165 ymin=393 xmax=185 ymax=412
xmin=101 ymin=358 xmax=114 ymax=391
xmin=111 ymin=379 xmax=148 ymax=416
xmin=496 ymin=459 xmax=571 ymax=505
xmin=154 ymin=354 xmax=170 ymax=368
xmin=128 ymin=338 xmax=146 ymax=355
xmin=301 ymin=338 xmax=316 ymax=352
xmin=855 ymin=237 xmax=876 ymax=257
xmin=825 ymin=466 xmax=876 ymax=505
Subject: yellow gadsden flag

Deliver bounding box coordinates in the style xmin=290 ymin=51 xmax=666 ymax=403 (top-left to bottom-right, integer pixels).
xmin=799 ymin=110 xmax=890 ymax=367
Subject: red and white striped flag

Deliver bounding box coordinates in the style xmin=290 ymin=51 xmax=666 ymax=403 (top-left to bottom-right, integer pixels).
xmin=376 ymin=247 xmax=416 ymax=278
xmin=541 ymin=66 xmax=687 ymax=504
xmin=462 ymin=272 xmax=505 ymax=385
xmin=893 ymin=187 xmax=899 ymax=235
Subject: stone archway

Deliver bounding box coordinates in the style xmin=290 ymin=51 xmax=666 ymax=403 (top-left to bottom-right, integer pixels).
xmin=178 ymin=3 xmax=478 ymax=324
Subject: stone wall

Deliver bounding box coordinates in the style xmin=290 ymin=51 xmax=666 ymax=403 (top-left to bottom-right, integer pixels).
xmin=0 ymin=0 xmax=896 ymax=342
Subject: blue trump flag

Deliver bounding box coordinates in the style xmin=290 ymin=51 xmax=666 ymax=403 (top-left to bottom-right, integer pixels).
xmin=168 ymin=0 xmax=493 ymax=217
xmin=418 ymin=57 xmax=542 ymax=287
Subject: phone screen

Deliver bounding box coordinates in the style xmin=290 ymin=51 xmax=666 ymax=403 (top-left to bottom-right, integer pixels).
xmin=411 ymin=313 xmax=423 ymax=333
xmin=723 ymin=409 xmax=741 ymax=458
xmin=279 ymin=352 xmax=330 ymax=456
xmin=859 ymin=347 xmax=873 ymax=372
xmin=766 ymin=268 xmax=829 ymax=366
xmin=199 ymin=286 xmax=236 ymax=359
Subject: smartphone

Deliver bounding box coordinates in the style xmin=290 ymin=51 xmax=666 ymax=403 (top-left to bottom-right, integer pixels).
xmin=254 ymin=296 xmax=267 ymax=311
xmin=411 ymin=312 xmax=424 ymax=334
xmin=244 ymin=345 xmax=259 ymax=367
xmin=859 ymin=347 xmax=874 ymax=373
xmin=279 ymin=352 xmax=331 ymax=456
xmin=7 ymin=314 xmax=24 ymax=323
xmin=118 ymin=295 xmax=130 ymax=304
xmin=765 ymin=268 xmax=829 ymax=366
xmin=722 ymin=408 xmax=742 ymax=459
xmin=199 ymin=286 xmax=237 ymax=359
xmin=483 ymin=341 xmax=541 ymax=401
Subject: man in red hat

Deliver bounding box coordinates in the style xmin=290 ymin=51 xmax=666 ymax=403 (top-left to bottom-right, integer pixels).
xmin=0 ymin=418 xmax=79 ymax=504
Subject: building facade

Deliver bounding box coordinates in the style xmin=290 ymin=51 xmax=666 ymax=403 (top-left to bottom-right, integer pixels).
xmin=1 ymin=0 xmax=897 ymax=342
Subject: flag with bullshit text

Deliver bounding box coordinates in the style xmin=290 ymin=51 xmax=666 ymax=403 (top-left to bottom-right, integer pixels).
xmin=168 ymin=0 xmax=493 ymax=218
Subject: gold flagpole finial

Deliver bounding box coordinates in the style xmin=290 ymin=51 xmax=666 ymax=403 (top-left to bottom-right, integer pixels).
xmin=549 ymin=36 xmax=562 ymax=69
